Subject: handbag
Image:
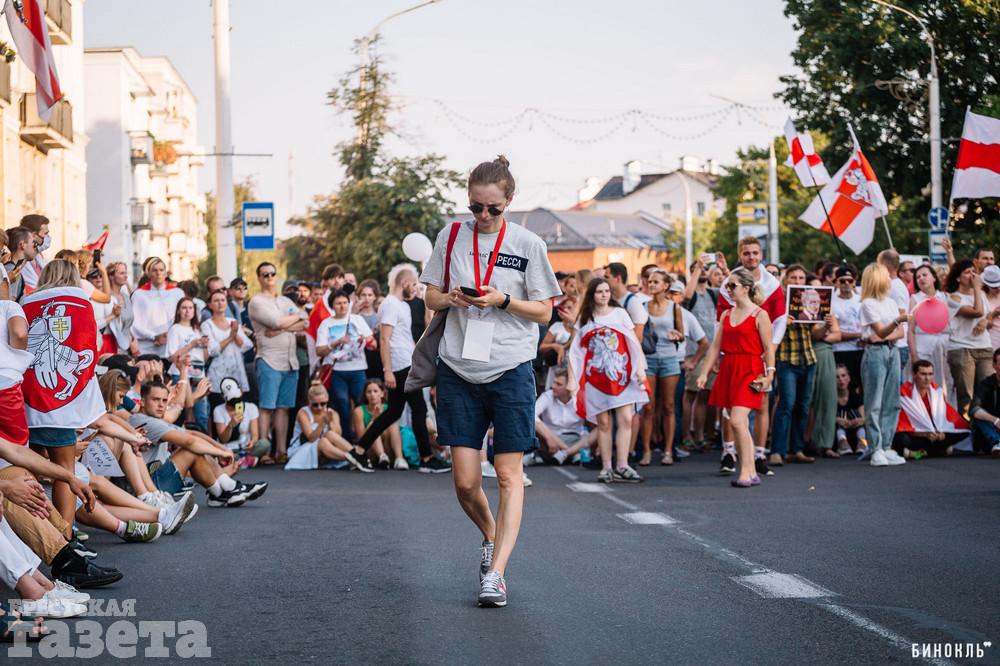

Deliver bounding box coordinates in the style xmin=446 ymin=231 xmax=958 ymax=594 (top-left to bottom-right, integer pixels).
xmin=404 ymin=222 xmax=462 ymax=392
xmin=641 ymin=302 xmax=658 ymax=354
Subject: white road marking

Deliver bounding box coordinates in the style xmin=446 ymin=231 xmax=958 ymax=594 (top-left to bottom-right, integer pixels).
xmin=552 ymin=467 xmax=578 ymax=481
xmin=617 ymin=511 xmax=677 ymax=525
xmin=733 ymin=572 xmax=836 ymax=599
xmin=601 ymin=493 xmax=640 ymax=511
xmin=819 ymin=603 xmax=956 ymax=666
xmin=566 ymin=482 xmax=609 ymax=493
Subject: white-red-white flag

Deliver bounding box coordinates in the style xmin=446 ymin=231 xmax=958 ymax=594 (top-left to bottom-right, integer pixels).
xmin=784 ymin=118 xmax=831 ymax=186
xmin=799 ymin=127 xmax=888 ymax=254
xmin=950 ymin=110 xmax=1000 ymax=201
xmin=4 ymin=0 xmax=63 ymax=122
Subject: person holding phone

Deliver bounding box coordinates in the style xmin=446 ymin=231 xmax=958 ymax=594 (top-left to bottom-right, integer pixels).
xmin=698 ymin=268 xmax=775 ymax=487
xmin=3 ymin=227 xmax=37 ymax=303
xmin=166 ymin=298 xmax=211 ymax=430
xmin=422 ymin=155 xmax=561 ymax=608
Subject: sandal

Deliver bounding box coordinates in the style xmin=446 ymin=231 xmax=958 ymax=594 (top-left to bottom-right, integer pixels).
xmin=823 ymin=449 xmax=840 ymax=459
xmin=275 ymin=453 xmax=289 ymax=465
xmin=661 ymin=454 xmax=674 ymax=466
xmin=638 ymin=455 xmax=652 ymax=467
xmin=258 ymin=455 xmax=275 ymax=466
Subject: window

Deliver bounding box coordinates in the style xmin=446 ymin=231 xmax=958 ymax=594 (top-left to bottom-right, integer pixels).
xmin=696 ymin=202 xmax=706 ymax=216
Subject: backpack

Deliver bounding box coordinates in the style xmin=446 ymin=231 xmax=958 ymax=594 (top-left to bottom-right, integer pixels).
xmin=641 ymin=300 xmax=684 ymax=355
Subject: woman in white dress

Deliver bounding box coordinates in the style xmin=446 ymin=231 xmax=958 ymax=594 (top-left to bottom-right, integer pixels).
xmin=106 ymin=262 xmax=136 ymax=356
xmin=201 ymin=289 xmax=253 ymax=406
xmin=285 ymin=383 xmax=370 ymax=472
xmin=907 ymin=264 xmax=950 ymax=393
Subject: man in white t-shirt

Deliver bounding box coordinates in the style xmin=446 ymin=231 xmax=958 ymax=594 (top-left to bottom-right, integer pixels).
xmin=879 ymin=249 xmax=910 ymax=378
xmin=535 ymin=369 xmax=596 ymax=464
xmin=350 ymin=264 xmax=448 ymax=472
xmin=606 ymin=262 xmax=648 ymax=338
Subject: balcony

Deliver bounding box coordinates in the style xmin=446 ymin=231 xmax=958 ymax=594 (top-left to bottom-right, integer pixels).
xmin=0 ymin=60 xmax=10 ymax=104
xmin=129 ymin=199 xmax=153 ymax=231
xmin=20 ymin=94 xmax=72 ymax=152
xmin=129 ymin=131 xmax=153 ymax=165
xmin=44 ymin=0 xmax=72 ymax=45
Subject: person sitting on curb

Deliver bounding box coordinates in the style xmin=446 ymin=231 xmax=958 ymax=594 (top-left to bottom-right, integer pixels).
xmin=212 ymin=378 xmax=270 ymax=469
xmin=533 ymin=369 xmax=597 ymax=464
xmin=892 ymin=359 xmax=971 ymax=460
xmin=971 ymin=347 xmax=1000 ymax=458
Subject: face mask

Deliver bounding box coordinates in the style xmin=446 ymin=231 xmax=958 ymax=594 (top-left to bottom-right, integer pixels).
xmin=37 ymin=236 xmax=51 ymax=252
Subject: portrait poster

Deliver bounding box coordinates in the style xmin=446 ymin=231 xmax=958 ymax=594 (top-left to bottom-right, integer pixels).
xmin=786 ymin=284 xmax=833 ymax=323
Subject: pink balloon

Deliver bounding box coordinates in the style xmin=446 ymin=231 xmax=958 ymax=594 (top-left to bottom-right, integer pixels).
xmin=913 ymin=298 xmax=948 ymax=334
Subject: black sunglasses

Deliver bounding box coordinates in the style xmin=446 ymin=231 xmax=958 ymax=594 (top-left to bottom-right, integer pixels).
xmin=310 ymin=401 xmax=328 ymax=408
xmin=837 ymin=277 xmax=855 ymax=283
xmin=259 ymin=271 xmax=277 ymax=278
xmin=725 ymin=282 xmax=740 ymax=292
xmin=468 ymin=203 xmax=504 ymax=217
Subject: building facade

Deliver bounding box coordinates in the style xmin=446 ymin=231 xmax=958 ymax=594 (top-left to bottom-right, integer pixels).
xmin=0 ymin=0 xmax=88 ymax=249
xmin=84 ymin=47 xmax=206 ymax=279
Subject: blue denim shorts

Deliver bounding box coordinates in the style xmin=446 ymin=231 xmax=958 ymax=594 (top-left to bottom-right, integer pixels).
xmin=256 ymin=359 xmax=298 ymax=409
xmin=28 ymin=427 xmax=77 ymax=448
xmin=436 ymin=360 xmax=537 ymax=455
xmin=646 ymin=355 xmax=681 ymax=378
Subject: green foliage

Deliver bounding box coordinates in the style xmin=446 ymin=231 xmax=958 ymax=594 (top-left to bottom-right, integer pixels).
xmin=284 ymin=40 xmax=463 ymax=285
xmin=777 ymin=0 xmax=1000 ymax=260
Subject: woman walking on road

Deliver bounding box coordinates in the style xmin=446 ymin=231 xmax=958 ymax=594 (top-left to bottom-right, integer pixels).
xmin=697 ymin=268 xmax=775 ymax=487
xmin=422 ymin=156 xmax=561 ymax=608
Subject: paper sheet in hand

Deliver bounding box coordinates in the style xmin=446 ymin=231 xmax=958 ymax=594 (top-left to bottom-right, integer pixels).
xmin=83 ymin=438 xmax=124 ymax=477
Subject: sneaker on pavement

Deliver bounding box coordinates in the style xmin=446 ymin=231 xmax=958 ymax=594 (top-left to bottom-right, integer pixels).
xmin=870 ymin=448 xmax=889 ymax=467
xmin=992 ymin=444 xmax=1000 ymax=459
xmin=159 ymin=490 xmax=182 ymax=506
xmin=21 ymin=597 xmax=87 ymax=619
xmin=479 ymin=540 xmax=494 ymax=583
xmin=768 ymin=452 xmax=784 ymax=467
xmin=478 ymin=571 xmax=507 ymax=608
xmin=377 ymin=454 xmax=391 ymax=470
xmin=46 ymin=580 xmax=90 ymax=605
xmin=720 ymin=453 xmax=737 ymax=475
xmin=344 ymin=452 xmax=375 ymax=473
xmin=161 ymin=493 xmax=197 ymax=535
xmin=674 ymin=447 xmax=691 ymax=459
xmin=50 ymin=545 xmax=123 ymax=589
xmin=597 ymin=468 xmax=613 ymax=483
xmin=67 ymin=539 xmax=97 ymax=560
xmin=419 ymin=457 xmax=453 ymax=474
xmin=206 ymin=488 xmax=249 ymax=508
xmin=553 ymin=450 xmax=569 ymax=465
xmin=884 ymin=449 xmax=906 ymax=465
xmin=613 ymin=465 xmax=643 ymax=483
xmin=522 ymin=472 xmax=533 ymax=487
xmin=481 ymin=461 xmax=497 ymax=478
xmin=393 ymin=457 xmax=410 ymax=470
xmin=236 ymin=481 xmax=269 ymax=501
xmin=120 ymin=520 xmax=162 ymax=543
xmin=755 ymin=457 xmax=774 ymax=477
xmin=836 ymin=440 xmax=853 ymax=456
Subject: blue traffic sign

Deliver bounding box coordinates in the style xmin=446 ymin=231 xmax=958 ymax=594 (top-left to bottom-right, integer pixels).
xmin=928 ymin=229 xmax=948 ymax=264
xmin=242 ymin=202 xmax=275 ymax=251
xmin=928 ymin=206 xmax=949 ymax=230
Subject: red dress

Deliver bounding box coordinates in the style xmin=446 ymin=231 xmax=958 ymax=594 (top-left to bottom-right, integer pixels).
xmin=709 ymin=308 xmax=765 ymax=410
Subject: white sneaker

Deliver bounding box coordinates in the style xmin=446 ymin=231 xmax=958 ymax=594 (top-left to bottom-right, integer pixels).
xmin=481 ymin=461 xmax=497 ymax=478
xmin=522 ymin=472 xmax=533 ymax=487
xmin=553 ymin=450 xmax=568 ymax=465
xmin=522 ymin=452 xmax=538 ymax=467
xmin=21 ymin=596 xmax=87 ymax=618
xmin=870 ymin=449 xmax=889 ymax=467
xmin=836 ymin=440 xmax=853 ymax=456
xmin=161 ymin=492 xmax=197 ymax=535
xmin=158 ymin=490 xmax=179 ymax=506
xmin=47 ymin=580 xmax=90 ymax=604
xmin=885 ymin=449 xmax=906 ymax=465
xmin=140 ymin=493 xmax=160 ymax=508
xmin=393 ymin=457 xmax=410 ymax=470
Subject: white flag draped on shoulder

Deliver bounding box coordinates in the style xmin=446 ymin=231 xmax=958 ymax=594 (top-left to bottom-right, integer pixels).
xmin=798 ymin=127 xmax=888 ymax=254
xmin=3 ymin=0 xmax=63 ymax=122
xmin=783 ymin=118 xmax=831 ymax=187
xmin=950 ymin=109 xmax=1000 ymax=201
xmin=22 ymin=286 xmax=105 ymax=429
xmin=568 ymin=314 xmax=648 ymax=422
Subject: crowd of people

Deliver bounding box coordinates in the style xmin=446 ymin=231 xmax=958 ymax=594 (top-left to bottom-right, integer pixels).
xmin=0 ymin=162 xmax=998 ymax=621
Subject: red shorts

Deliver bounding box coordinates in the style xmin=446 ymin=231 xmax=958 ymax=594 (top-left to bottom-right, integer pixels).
xmin=0 ymin=383 xmax=29 ymax=445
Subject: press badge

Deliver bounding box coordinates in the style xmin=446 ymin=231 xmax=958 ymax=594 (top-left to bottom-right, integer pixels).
xmin=462 ymin=318 xmax=494 ymax=362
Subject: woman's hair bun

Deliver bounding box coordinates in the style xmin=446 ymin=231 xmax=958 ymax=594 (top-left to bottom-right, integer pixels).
xmin=494 ymin=154 xmax=510 ymax=168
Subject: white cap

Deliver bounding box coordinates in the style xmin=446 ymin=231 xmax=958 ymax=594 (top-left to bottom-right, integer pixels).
xmin=220 ymin=377 xmax=242 ymax=401
xmin=668 ymin=280 xmax=685 ymax=293
xmin=982 ymin=264 xmax=1000 ymax=289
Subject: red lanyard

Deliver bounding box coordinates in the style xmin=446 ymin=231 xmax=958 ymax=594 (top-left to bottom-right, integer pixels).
xmin=472 ymin=220 xmax=507 ymax=294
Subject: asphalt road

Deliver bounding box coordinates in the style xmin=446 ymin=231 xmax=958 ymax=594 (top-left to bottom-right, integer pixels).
xmin=15 ymin=452 xmax=1000 ymax=665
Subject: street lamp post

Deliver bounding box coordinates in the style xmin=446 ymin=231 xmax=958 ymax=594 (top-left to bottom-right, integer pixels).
xmin=872 ymin=0 xmax=941 ymax=209
xmin=360 ymin=1 xmax=442 ymax=66
xmin=677 ymin=170 xmax=693 ymax=277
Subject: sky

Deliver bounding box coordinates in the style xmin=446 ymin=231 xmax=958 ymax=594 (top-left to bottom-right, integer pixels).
xmin=85 ymin=0 xmax=800 ymax=238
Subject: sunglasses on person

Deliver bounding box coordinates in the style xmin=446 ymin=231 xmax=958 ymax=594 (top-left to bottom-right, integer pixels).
xmin=310 ymin=401 xmax=328 ymax=408
xmin=837 ymin=277 xmax=855 ymax=284
xmin=725 ymin=282 xmax=741 ymax=292
xmin=259 ymin=271 xmax=277 ymax=279
xmin=467 ymin=202 xmax=504 ymax=217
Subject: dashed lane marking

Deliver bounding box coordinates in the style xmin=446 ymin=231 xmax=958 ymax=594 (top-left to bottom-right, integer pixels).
xmin=616 ymin=511 xmax=677 ymax=525
xmin=732 ymin=571 xmax=836 ymax=599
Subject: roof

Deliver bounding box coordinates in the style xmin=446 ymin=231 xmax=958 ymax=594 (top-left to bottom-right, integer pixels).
xmin=592 ymin=169 xmax=719 ymax=201
xmin=443 ymin=207 xmax=671 ymax=251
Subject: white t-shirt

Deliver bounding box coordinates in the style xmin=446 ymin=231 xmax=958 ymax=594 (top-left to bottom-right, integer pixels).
xmin=831 ymin=292 xmax=862 ymax=352
xmin=212 ymin=402 xmax=260 ymax=449
xmin=377 ymin=295 xmax=415 ymax=372
xmin=889 ymin=277 xmax=910 ymax=349
xmin=620 ymin=292 xmax=650 ymax=328
xmin=0 ymin=301 xmax=30 ymax=388
xmin=946 ymin=292 xmax=992 ymax=351
xmin=860 ymin=296 xmax=900 ymax=342
xmin=165 ymin=324 xmax=206 ymax=378
xmin=315 ymin=313 xmax=372 ymax=372
xmin=535 ymin=389 xmax=585 ymax=437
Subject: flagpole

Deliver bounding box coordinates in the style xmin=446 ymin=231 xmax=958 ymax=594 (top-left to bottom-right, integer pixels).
xmin=806 ymin=165 xmax=849 ymax=265
xmin=880 ymin=215 xmax=894 ymax=248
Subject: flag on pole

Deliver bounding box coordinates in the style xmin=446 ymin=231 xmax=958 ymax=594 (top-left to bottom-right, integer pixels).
xmin=950 ymin=109 xmax=1000 ymax=201
xmin=799 ymin=127 xmax=888 ymax=254
xmin=3 ymin=0 xmax=63 ymax=122
xmin=82 ymin=228 xmax=109 ymax=252
xmin=784 ymin=118 xmax=831 ymax=187
xmin=22 ymin=286 xmax=105 ymax=429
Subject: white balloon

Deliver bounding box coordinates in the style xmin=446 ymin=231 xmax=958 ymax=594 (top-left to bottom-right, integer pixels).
xmin=402 ymin=232 xmax=433 ymax=263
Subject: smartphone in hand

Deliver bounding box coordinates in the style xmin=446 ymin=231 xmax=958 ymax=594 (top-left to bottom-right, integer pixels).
xmin=459 ymin=286 xmax=480 ymax=297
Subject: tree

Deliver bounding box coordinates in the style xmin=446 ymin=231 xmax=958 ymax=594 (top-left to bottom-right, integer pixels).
xmin=284 ymin=40 xmax=463 ymax=284
xmin=778 ymin=0 xmax=1000 ymax=258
